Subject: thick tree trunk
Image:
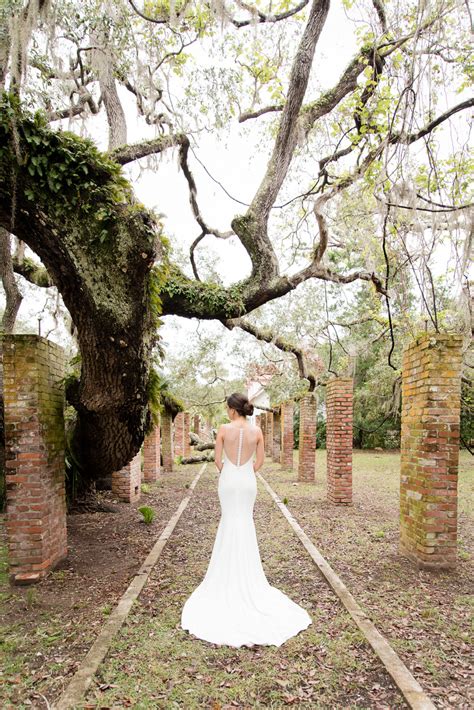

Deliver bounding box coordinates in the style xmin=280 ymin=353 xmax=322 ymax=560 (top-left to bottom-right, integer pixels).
xmin=0 ymin=102 xmax=160 ymax=483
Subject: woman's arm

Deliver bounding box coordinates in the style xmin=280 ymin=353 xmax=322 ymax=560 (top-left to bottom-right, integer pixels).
xmin=253 ymin=427 xmax=265 ymax=473
xmin=214 ymin=425 xmax=225 ymax=473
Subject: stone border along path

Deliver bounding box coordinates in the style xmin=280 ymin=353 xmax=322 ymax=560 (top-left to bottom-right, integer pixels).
xmin=53 ymin=462 xmax=436 ymax=710
xmin=52 ymin=463 xmax=208 ymax=710
xmin=256 ymin=472 xmax=436 ymax=710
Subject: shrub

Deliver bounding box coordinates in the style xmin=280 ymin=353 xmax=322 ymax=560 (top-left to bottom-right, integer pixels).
xmin=138 ymin=506 xmax=155 ymax=524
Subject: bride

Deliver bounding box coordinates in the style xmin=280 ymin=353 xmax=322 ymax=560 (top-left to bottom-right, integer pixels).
xmin=180 ymin=392 xmax=312 ymax=647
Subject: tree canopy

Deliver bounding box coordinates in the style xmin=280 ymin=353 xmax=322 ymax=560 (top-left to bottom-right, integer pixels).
xmin=0 ymin=0 xmax=472 ymax=490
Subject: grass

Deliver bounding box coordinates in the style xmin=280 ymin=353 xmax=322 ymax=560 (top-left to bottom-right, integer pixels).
xmin=0 ymin=451 xmax=472 ymax=708
xmin=82 ymin=464 xmax=406 ymax=709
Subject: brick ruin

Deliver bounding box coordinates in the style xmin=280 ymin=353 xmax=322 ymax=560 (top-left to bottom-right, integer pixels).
xmin=2 ymin=335 xmax=67 ymax=585
xmin=298 ymin=392 xmax=317 ymax=483
xmin=280 ymin=401 xmax=294 ymax=470
xmin=0 ymin=331 xmax=464 ymax=583
xmin=326 ymin=376 xmax=353 ymax=504
xmin=400 ymin=333 xmax=462 ymax=569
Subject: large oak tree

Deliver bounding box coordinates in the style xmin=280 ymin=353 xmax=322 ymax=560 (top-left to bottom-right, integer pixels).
xmin=0 ymin=0 xmax=472 ymax=493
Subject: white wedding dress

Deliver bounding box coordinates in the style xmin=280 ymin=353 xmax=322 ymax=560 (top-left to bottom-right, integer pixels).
xmin=180 ymin=426 xmax=312 ymax=647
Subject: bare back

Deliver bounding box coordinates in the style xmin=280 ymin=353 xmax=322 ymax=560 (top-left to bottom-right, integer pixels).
xmin=223 ymin=424 xmax=259 ymax=466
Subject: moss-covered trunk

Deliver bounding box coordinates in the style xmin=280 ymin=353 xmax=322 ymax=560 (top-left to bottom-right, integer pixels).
xmin=0 ymin=96 xmax=161 ymax=485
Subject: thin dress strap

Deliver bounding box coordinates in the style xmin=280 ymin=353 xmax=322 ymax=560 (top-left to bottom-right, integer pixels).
xmin=237 ymin=428 xmax=244 ymax=467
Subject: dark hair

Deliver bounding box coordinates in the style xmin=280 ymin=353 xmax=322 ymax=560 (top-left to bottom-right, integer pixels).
xmin=227 ymin=392 xmax=254 ymax=417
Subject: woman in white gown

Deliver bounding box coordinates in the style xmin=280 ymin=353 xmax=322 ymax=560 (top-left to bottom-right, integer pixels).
xmin=180 ymin=392 xmax=312 ymax=648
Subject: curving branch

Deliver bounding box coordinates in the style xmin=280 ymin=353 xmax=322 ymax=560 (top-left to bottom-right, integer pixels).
xmin=110 ymin=133 xmax=187 ymax=164
xmin=222 ymin=317 xmax=319 ymax=390
xmin=239 ymin=103 xmax=284 ymax=123
xmin=0 ymin=229 xmax=23 ymax=333
xmin=391 ymin=97 xmax=474 ymax=145
xmin=12 ymin=255 xmax=53 ymax=287
xmin=48 ymin=90 xmax=101 ymax=122
xmin=230 ymin=0 xmax=311 ymax=27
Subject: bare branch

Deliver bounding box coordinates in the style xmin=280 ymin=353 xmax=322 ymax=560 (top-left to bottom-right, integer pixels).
xmin=238 ymin=104 xmax=284 ymax=123
xmin=392 ymin=97 xmax=474 ymax=144
xmin=230 ymin=0 xmax=312 ymax=28
xmin=223 ymin=317 xmax=318 ymax=390
xmin=127 ymin=0 xmax=168 ymax=24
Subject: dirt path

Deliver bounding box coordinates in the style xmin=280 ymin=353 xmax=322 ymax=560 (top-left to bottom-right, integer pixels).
xmin=0 ymin=466 xmax=200 ymax=708
xmin=82 ymin=464 xmax=407 ymax=709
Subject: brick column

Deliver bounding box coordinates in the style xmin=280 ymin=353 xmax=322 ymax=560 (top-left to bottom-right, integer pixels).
xmin=161 ymin=411 xmax=173 ymax=473
xmin=193 ymin=414 xmax=200 ymax=436
xmin=280 ymin=402 xmax=294 ymax=470
xmin=326 ymin=377 xmax=353 ymax=504
xmin=112 ymin=452 xmax=141 ymax=503
xmin=400 ymin=333 xmax=462 ymax=569
xmin=260 ymin=414 xmax=267 ymax=456
xmin=201 ymin=420 xmax=212 ymax=440
xmin=265 ymin=412 xmax=274 ymax=457
xmin=298 ymin=392 xmax=317 ymax=482
xmin=174 ymin=412 xmax=184 ymax=458
xmin=183 ymin=412 xmax=191 ymax=457
xmin=2 ymin=335 xmax=67 ymax=585
xmin=143 ymin=420 xmax=160 ymax=482
xmin=272 ymin=412 xmax=281 ymax=462
xmin=255 ymin=414 xmax=261 ymax=428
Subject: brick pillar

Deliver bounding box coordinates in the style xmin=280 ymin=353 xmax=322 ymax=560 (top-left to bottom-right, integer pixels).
xmin=260 ymin=414 xmax=267 ymax=457
xmin=298 ymin=392 xmax=317 ymax=482
xmin=143 ymin=420 xmax=160 ymax=482
xmin=112 ymin=452 xmax=141 ymax=503
xmin=183 ymin=412 xmax=191 ymax=457
xmin=200 ymin=420 xmax=212 ymax=440
xmin=161 ymin=411 xmax=173 ymax=473
xmin=174 ymin=412 xmax=184 ymax=458
xmin=2 ymin=335 xmax=67 ymax=585
xmin=193 ymin=414 xmax=200 ymax=436
xmin=326 ymin=377 xmax=353 ymax=504
xmin=400 ymin=333 xmax=463 ymax=569
xmin=272 ymin=412 xmax=281 ymax=462
xmin=265 ymin=412 xmax=274 ymax=457
xmin=255 ymin=414 xmax=261 ymax=428
xmin=280 ymin=402 xmax=294 ymax=470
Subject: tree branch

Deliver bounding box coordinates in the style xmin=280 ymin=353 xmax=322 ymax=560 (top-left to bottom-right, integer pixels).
xmin=391 ymin=97 xmax=474 ymax=144
xmin=110 ymin=133 xmax=187 ymax=164
xmin=238 ymin=104 xmax=284 ymax=123
xmin=249 ymin=0 xmax=330 ymax=220
xmin=12 ymin=255 xmax=54 ymax=287
xmin=223 ymin=317 xmax=319 ymax=390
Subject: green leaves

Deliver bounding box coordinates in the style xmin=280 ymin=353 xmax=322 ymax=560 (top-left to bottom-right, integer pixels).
xmin=0 ymin=92 xmax=143 ymax=248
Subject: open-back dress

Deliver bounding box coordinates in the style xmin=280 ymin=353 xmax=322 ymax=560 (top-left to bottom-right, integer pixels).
xmin=180 ymin=424 xmax=312 ymax=647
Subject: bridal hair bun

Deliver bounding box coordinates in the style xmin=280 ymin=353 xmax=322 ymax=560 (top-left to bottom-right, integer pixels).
xmin=243 ymin=401 xmax=254 ymax=416
xmin=227 ymin=392 xmax=254 ymax=417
